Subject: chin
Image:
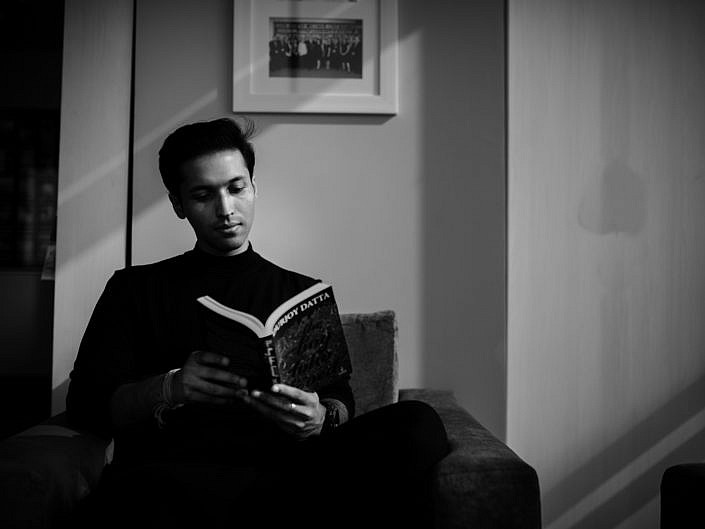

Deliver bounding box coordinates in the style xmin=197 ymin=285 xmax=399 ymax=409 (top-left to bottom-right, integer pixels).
xmin=220 ymin=240 xmax=248 ymax=254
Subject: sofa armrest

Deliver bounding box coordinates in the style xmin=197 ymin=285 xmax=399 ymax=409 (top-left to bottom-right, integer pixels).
xmin=399 ymin=389 xmax=541 ymax=529
xmin=0 ymin=412 xmax=110 ymax=529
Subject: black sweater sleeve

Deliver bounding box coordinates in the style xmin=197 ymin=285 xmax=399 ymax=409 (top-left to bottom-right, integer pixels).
xmin=318 ymin=376 xmax=355 ymax=420
xmin=66 ymin=270 xmax=140 ymax=437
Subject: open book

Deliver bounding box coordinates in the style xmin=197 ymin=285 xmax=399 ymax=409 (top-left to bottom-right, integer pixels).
xmin=196 ymin=282 xmax=352 ymax=393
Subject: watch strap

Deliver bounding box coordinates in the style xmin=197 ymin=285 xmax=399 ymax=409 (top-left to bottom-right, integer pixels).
xmin=321 ymin=401 xmax=341 ymax=434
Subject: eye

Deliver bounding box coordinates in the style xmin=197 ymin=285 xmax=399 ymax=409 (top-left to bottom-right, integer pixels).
xmin=229 ymin=183 xmax=246 ymax=194
xmin=190 ymin=192 xmax=211 ymax=202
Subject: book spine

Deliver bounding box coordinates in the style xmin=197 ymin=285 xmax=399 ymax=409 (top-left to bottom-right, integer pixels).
xmin=263 ymin=336 xmax=282 ymax=386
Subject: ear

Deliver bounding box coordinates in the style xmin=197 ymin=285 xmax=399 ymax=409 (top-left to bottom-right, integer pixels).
xmin=251 ymin=174 xmax=258 ymax=197
xmin=168 ymin=193 xmax=186 ymax=219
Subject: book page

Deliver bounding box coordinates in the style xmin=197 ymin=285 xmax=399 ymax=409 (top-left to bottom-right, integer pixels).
xmin=196 ymin=296 xmax=267 ymax=338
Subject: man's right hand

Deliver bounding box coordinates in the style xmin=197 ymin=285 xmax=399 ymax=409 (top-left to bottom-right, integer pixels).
xmin=173 ymin=350 xmax=248 ymax=406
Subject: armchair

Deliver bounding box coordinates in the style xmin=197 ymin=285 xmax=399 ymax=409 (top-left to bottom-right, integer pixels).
xmin=660 ymin=463 xmax=705 ymax=528
xmin=0 ymin=311 xmax=541 ymax=528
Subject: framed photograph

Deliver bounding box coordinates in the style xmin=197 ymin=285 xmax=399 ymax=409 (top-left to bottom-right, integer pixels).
xmin=233 ymin=0 xmax=398 ymax=114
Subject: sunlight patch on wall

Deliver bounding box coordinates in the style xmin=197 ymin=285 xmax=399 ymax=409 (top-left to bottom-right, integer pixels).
xmin=545 ymin=406 xmax=705 ymax=529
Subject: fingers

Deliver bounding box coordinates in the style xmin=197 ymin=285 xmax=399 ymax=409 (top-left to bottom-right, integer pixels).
xmin=184 ymin=376 xmax=242 ymax=398
xmin=243 ymin=393 xmax=308 ymax=432
xmin=270 ymin=384 xmax=314 ymax=405
xmin=195 ymin=365 xmax=247 ymax=388
xmin=190 ymin=350 xmax=231 ymax=368
xmin=181 ymin=364 xmax=246 ymax=391
xmin=178 ymin=350 xmax=249 ymax=405
xmin=188 ymin=351 xmax=247 ymax=387
xmin=188 ymin=387 xmax=248 ymax=406
xmin=243 ymin=388 xmax=326 ymax=439
xmin=250 ymin=389 xmax=312 ymax=419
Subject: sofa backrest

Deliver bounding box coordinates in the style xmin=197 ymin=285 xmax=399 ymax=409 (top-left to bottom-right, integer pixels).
xmin=340 ymin=311 xmax=398 ymax=416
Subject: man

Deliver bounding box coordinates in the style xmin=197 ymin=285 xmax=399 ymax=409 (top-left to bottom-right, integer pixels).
xmin=67 ymin=118 xmax=448 ymax=528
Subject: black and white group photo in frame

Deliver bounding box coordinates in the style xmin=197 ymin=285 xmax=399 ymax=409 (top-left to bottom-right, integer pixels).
xmin=233 ymin=0 xmax=398 ymax=114
xmin=269 ymin=18 xmax=363 ymax=79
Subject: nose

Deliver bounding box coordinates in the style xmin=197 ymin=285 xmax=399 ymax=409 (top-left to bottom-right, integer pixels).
xmin=214 ymin=191 xmax=234 ymax=218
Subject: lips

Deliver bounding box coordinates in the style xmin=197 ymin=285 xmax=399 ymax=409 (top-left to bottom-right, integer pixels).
xmin=215 ymin=223 xmax=241 ymax=234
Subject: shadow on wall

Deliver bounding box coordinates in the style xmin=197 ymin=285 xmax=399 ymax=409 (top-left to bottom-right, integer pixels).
xmin=578 ymin=18 xmax=646 ymax=238
xmin=578 ymin=158 xmax=646 ymax=236
xmin=543 ymin=374 xmax=705 ymax=529
xmin=418 ymin=0 xmax=507 ymax=439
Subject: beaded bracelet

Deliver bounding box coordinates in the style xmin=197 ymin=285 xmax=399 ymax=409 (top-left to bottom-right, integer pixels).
xmin=153 ymin=368 xmax=183 ymax=429
xmin=162 ymin=368 xmax=180 ymax=407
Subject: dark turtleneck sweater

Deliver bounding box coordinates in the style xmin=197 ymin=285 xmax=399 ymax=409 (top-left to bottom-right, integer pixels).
xmin=66 ymin=244 xmax=354 ymax=465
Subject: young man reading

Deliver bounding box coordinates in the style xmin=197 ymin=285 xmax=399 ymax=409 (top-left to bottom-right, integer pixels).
xmin=66 ymin=118 xmax=448 ymax=528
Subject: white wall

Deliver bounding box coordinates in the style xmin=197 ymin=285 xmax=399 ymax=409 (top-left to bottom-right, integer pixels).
xmin=508 ymin=1 xmax=705 ymax=527
xmin=130 ymin=0 xmax=507 ymax=435
xmin=53 ymin=0 xmax=132 ymax=412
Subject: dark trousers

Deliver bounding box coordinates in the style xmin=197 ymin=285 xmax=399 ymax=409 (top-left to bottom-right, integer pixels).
xmin=71 ymin=400 xmax=449 ymax=529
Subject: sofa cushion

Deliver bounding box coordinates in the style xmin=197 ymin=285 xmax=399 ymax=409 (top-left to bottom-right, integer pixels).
xmin=341 ymin=311 xmax=398 ymax=416
xmin=0 ymin=420 xmax=109 ymax=529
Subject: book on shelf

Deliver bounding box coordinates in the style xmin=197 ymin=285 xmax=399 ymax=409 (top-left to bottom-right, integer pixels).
xmin=197 ymin=282 xmax=352 ymax=393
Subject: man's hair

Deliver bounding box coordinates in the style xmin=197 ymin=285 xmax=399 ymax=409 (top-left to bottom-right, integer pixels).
xmin=158 ymin=117 xmax=256 ymax=196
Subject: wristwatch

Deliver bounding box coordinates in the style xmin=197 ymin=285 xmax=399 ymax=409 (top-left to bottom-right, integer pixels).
xmin=321 ymin=402 xmax=341 ymax=435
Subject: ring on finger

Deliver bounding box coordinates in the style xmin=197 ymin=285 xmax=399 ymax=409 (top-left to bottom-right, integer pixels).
xmin=289 ymin=402 xmax=296 ymax=410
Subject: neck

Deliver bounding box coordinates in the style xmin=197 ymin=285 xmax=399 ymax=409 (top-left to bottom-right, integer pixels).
xmin=197 ymin=240 xmax=250 ymax=257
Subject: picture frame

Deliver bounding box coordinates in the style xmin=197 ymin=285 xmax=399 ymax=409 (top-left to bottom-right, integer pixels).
xmin=233 ymin=0 xmax=398 ymax=115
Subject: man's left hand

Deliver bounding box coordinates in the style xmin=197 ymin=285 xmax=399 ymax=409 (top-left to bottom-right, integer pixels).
xmin=241 ymin=384 xmax=326 ymax=439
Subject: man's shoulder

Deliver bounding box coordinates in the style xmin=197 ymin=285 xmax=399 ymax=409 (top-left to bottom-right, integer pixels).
xmin=255 ymin=253 xmax=319 ymax=291
xmin=133 ymin=251 xmax=189 ymax=271
xmin=109 ymin=252 xmax=190 ymax=284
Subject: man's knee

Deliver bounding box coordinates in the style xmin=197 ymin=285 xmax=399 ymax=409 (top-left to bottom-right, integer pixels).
xmin=385 ymin=400 xmax=449 ymax=466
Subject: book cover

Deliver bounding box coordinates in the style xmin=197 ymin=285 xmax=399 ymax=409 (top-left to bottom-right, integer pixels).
xmin=197 ymin=283 xmax=352 ymax=393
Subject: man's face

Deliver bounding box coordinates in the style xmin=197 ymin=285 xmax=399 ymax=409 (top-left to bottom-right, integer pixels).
xmin=169 ymin=149 xmax=256 ymax=256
